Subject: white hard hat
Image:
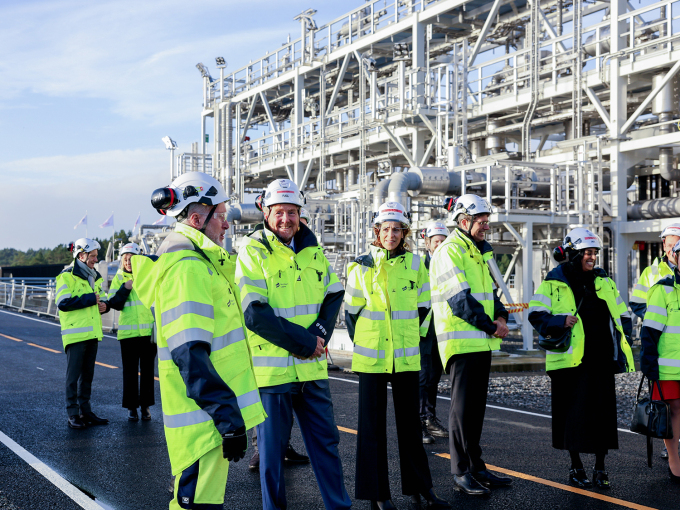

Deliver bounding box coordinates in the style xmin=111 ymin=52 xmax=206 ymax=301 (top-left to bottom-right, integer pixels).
xmin=452 ymin=194 xmax=492 ymax=222
xmin=72 ymin=238 xmax=101 ymax=259
xmin=374 ymin=201 xmax=410 ymax=226
xmin=564 ymin=227 xmax=602 ymax=251
xmin=263 ymin=179 xmax=304 ymax=207
xmin=151 ymin=172 xmax=228 ymax=217
xmin=425 ymin=221 xmax=449 ymax=238
xmin=660 ymin=223 xmax=680 ymax=239
xmin=120 ymin=242 xmax=142 ymax=256
xmin=300 ymin=208 xmax=311 ymax=223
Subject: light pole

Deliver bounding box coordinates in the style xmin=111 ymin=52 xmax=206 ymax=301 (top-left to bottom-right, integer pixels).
xmin=162 ymin=136 xmax=177 ymax=180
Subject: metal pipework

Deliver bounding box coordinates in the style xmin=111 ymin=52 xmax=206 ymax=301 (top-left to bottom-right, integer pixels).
xmin=628 ymin=196 xmax=680 ymax=220
xmin=486 ymin=119 xmax=506 ymax=154
xmin=227 ymin=203 xmax=263 ymax=224
xmin=659 ymin=147 xmax=680 ymax=181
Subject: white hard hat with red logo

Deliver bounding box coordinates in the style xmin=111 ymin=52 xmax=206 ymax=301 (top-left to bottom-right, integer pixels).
xmin=374 ymin=201 xmax=410 ymax=226
xmin=563 ymin=227 xmax=602 ymax=251
xmin=72 ymin=238 xmax=101 ymax=258
xmin=660 ymin=223 xmax=680 ymax=239
xmin=151 ymin=172 xmax=229 ymax=217
xmin=120 ymin=242 xmax=142 ymax=256
xmin=263 ymin=179 xmax=304 ymax=207
xmin=425 ymin=221 xmax=449 ymax=238
xmin=451 ymin=194 xmax=492 ymax=222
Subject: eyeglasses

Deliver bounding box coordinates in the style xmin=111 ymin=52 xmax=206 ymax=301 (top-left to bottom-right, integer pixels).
xmin=472 ymin=220 xmax=490 ymax=227
xmin=198 ymin=212 xmax=229 ymax=223
xmin=380 ymin=226 xmax=405 ymax=234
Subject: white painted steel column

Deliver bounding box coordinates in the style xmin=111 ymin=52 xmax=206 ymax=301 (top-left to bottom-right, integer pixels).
xmin=521 ymin=221 xmax=534 ymax=350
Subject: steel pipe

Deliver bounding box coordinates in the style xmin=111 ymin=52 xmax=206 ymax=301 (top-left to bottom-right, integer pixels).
xmin=227 ymin=203 xmax=263 ymax=224
xmin=628 ymin=197 xmax=680 ymax=220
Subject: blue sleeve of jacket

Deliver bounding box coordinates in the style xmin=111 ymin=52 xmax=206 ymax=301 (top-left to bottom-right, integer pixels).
xmin=621 ymin=314 xmax=633 ymax=341
xmin=307 ymin=290 xmax=343 ymax=346
xmin=58 ymin=293 xmax=98 ymax=312
xmin=171 ymin=340 xmax=244 ymax=435
xmin=345 ymin=310 xmax=358 ymax=343
xmin=447 ymin=289 xmax=497 ymax=335
xmin=493 ymin=293 xmax=509 ymax=322
xmin=629 ymin=301 xmax=646 ymax=320
xmin=528 ymin=310 xmax=568 ymax=340
xmin=640 ymin=326 xmax=661 ymax=380
xmin=106 ymin=285 xmax=132 ymax=311
xmin=244 ymin=302 xmax=317 ymax=357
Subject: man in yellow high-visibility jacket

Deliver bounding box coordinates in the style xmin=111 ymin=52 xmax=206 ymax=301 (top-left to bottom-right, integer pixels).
xmin=133 ymin=172 xmax=266 ymax=510
xmin=236 ymin=178 xmax=350 ymax=510
xmin=56 ymin=238 xmax=110 ymax=430
xmin=430 ymin=194 xmax=511 ymax=496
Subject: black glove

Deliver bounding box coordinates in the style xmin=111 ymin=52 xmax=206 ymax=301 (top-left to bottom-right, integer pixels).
xmin=222 ymin=426 xmax=247 ymax=462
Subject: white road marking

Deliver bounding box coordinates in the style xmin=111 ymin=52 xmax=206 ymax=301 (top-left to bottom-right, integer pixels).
xmin=37 ymin=367 xmax=44 ymax=371
xmin=0 ymin=309 xmax=118 ymax=340
xmin=0 ymin=429 xmax=106 ymax=510
xmin=329 ymin=375 xmax=635 ymax=434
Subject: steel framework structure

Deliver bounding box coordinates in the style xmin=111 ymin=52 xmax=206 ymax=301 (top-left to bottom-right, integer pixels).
xmin=189 ymin=0 xmax=680 ymax=349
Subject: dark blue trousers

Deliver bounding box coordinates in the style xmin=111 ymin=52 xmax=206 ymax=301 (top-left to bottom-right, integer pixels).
xmin=257 ymin=379 xmax=351 ymax=510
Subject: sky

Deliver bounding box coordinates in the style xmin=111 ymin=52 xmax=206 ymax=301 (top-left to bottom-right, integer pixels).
xmin=0 ymin=0 xmax=354 ymax=250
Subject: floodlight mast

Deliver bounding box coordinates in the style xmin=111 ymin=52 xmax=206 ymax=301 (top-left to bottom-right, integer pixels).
xmin=162 ymin=136 xmax=177 ymax=180
xmin=215 ymin=57 xmax=227 ymax=102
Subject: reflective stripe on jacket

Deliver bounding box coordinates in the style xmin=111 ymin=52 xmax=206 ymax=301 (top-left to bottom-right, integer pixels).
xmin=344 ymin=245 xmax=430 ymax=373
xmin=640 ymin=272 xmax=680 ymax=381
xmin=55 ymin=263 xmax=106 ymax=350
xmin=629 ymin=257 xmax=673 ymax=319
xmin=430 ymin=229 xmax=507 ymax=369
xmin=236 ymin=223 xmax=344 ymax=387
xmin=132 ymin=223 xmax=265 ymax=476
xmin=528 ymin=264 xmax=635 ymax=373
xmin=108 ymin=269 xmax=154 ymax=339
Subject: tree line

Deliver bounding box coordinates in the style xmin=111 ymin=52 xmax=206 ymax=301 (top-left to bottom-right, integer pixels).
xmin=1 ymin=230 xmax=132 ymax=266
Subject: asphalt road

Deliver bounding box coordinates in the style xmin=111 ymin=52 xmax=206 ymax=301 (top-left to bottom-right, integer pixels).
xmin=0 ymin=307 xmax=677 ymax=510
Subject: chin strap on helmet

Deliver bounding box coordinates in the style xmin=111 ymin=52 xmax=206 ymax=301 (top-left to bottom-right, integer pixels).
xmin=199 ymin=205 xmax=218 ymax=235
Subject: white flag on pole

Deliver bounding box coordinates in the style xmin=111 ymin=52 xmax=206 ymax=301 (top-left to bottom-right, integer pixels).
xmin=132 ymin=213 xmax=141 ymax=233
xmin=74 ymin=213 xmax=87 ymax=230
xmin=152 ymin=215 xmax=171 ymax=226
xmin=99 ymin=213 xmax=114 ymax=228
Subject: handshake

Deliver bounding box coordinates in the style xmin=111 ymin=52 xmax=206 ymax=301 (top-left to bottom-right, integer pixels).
xmin=292 ymin=336 xmax=325 ymax=361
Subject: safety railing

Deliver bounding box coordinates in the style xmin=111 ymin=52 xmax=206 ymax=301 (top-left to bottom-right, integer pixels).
xmin=0 ymin=282 xmax=117 ymax=332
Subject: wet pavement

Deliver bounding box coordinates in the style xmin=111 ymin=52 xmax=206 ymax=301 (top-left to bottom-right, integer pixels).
xmin=0 ymin=307 xmax=678 ymax=510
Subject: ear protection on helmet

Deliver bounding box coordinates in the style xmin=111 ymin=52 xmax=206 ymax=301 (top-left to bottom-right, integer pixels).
xmin=420 ymin=228 xmax=427 ymax=240
xmin=255 ymin=194 xmax=264 ymax=212
xmin=151 ymin=187 xmax=180 ymax=215
xmin=553 ymin=236 xmax=574 ymax=262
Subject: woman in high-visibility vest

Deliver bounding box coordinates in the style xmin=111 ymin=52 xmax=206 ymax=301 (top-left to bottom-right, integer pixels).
xmin=107 ymin=242 xmax=156 ymax=422
xmin=345 ymin=202 xmax=449 ymax=510
xmin=640 ymin=238 xmax=680 ymax=483
xmin=529 ymin=228 xmax=634 ymax=490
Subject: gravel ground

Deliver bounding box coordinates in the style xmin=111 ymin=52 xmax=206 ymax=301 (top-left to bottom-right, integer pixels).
xmin=439 ymin=372 xmax=643 ymax=427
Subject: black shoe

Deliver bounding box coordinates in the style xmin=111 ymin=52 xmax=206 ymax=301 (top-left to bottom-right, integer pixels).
xmin=421 ymin=421 xmax=435 ymax=444
xmin=472 ymin=469 xmax=513 ymax=487
xmin=68 ymin=416 xmax=87 ymax=429
xmin=662 ymin=446 xmax=669 ymax=459
xmin=592 ymin=469 xmax=610 ymax=489
xmin=568 ymin=468 xmax=592 ymax=488
xmin=168 ymin=475 xmax=175 ymax=494
xmin=669 ymin=466 xmax=680 ymax=484
xmin=452 ymin=474 xmax=491 ymax=496
xmin=141 ymin=407 xmax=151 ymax=421
xmin=80 ymin=411 xmax=109 ymax=426
xmin=284 ymin=443 xmax=310 ymax=464
xmin=248 ymin=450 xmax=260 ymax=471
xmin=425 ymin=417 xmax=449 ymax=438
xmin=370 ymin=500 xmax=397 ymax=510
xmin=127 ymin=408 xmax=139 ymax=422
xmin=409 ymin=489 xmax=450 ymax=509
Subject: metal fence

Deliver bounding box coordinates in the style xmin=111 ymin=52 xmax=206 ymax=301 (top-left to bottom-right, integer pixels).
xmin=0 ymin=282 xmax=117 ymax=332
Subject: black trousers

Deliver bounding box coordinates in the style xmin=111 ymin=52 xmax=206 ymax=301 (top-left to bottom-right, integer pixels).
xmin=356 ymin=371 xmax=433 ymax=501
xmin=119 ymin=336 xmax=157 ymax=409
xmin=448 ymin=350 xmax=492 ymax=475
xmin=65 ymin=339 xmax=99 ymax=417
xmin=419 ymin=341 xmax=443 ymax=420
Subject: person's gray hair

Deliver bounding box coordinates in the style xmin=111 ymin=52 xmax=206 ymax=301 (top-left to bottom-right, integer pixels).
xmin=454 ymin=213 xmax=473 ymax=227
xmin=179 ymin=202 xmax=210 ymax=224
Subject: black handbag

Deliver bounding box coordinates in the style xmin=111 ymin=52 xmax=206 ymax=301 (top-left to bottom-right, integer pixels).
xmin=538 ymin=296 xmax=584 ymax=353
xmin=629 ymin=375 xmax=673 ymax=467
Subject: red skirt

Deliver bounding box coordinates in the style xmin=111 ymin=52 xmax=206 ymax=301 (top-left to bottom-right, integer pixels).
xmin=651 ymin=380 xmax=680 ymax=400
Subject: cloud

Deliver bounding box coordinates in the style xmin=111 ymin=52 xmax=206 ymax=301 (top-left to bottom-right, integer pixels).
xmin=0 ymin=148 xmax=170 ymax=250
xmin=0 ymin=0 xmax=311 ymax=126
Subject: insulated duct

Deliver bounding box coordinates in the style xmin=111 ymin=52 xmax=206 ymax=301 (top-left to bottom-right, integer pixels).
xmin=659 ymin=147 xmax=680 ymax=181
xmin=628 ymin=197 xmax=680 ymax=220
xmin=227 ymin=203 xmax=263 ymax=224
